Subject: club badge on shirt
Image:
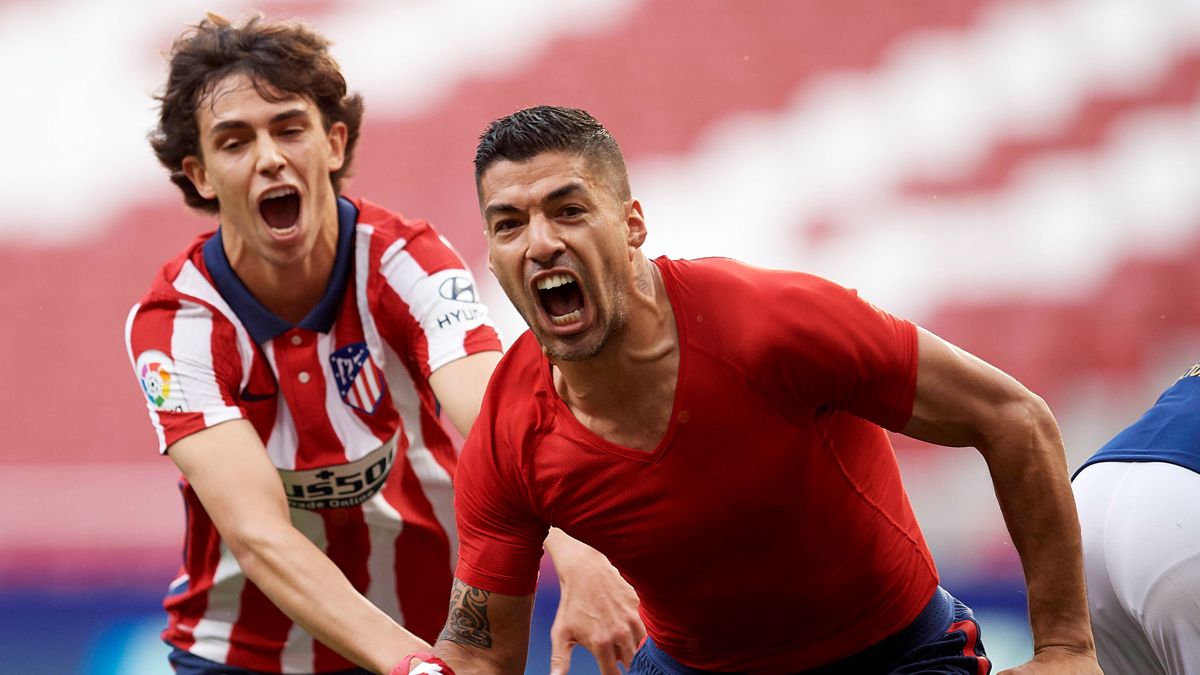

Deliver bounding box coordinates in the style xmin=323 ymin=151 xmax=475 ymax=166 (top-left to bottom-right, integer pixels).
xmin=135 ymin=350 xmax=188 ymax=413
xmin=330 ymin=342 xmax=386 ymax=414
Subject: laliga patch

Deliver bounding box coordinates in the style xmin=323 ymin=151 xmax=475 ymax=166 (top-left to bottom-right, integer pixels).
xmin=330 ymin=342 xmax=386 ymax=414
xmin=136 ymin=350 xmax=188 ymax=412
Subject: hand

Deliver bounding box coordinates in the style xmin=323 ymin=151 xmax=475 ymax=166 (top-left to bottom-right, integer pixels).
xmin=998 ymin=646 xmax=1102 ymax=675
xmin=547 ymin=542 xmax=645 ymax=675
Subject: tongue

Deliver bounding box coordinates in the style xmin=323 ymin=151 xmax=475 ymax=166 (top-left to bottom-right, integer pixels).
xmin=543 ymin=283 xmax=584 ymax=317
xmin=260 ymin=194 xmax=300 ymax=230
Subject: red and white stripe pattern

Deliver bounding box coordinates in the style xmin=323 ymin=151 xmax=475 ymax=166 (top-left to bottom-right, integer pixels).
xmin=122 ymin=200 xmax=500 ymax=672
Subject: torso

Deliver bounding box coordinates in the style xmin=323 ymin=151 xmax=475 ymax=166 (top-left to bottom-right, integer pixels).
xmin=126 ymin=197 xmax=502 ymax=673
xmin=456 ymin=256 xmax=936 ymax=673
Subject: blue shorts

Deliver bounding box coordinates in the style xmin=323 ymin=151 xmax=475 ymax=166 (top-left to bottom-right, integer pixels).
xmin=168 ymin=647 xmax=372 ymax=675
xmin=628 ymin=587 xmax=990 ymax=675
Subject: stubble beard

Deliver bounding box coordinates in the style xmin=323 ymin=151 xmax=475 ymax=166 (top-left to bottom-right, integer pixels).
xmin=512 ymin=275 xmax=629 ymax=363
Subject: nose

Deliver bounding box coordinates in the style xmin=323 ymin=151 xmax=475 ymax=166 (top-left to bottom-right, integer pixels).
xmin=525 ymin=213 xmax=564 ymax=263
xmin=255 ymin=135 xmax=286 ymax=176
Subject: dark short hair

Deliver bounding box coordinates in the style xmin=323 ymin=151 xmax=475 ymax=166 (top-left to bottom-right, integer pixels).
xmin=149 ymin=13 xmax=364 ymax=213
xmin=474 ymin=106 xmax=630 ymax=201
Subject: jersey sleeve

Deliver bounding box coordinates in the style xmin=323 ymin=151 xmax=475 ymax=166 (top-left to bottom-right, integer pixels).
xmin=755 ymin=271 xmax=918 ymax=432
xmin=452 ymin=371 xmax=549 ymax=596
xmin=125 ymin=295 xmax=245 ymax=453
xmin=372 ymin=223 xmax=502 ymax=379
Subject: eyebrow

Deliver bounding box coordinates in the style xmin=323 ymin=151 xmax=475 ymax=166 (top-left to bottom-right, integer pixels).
xmin=483 ymin=182 xmax=587 ymax=220
xmin=208 ymin=108 xmax=310 ymax=136
xmin=546 ymin=182 xmax=585 ymax=203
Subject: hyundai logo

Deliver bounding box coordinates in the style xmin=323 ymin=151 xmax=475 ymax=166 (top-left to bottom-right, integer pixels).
xmin=439 ymin=276 xmax=477 ymax=303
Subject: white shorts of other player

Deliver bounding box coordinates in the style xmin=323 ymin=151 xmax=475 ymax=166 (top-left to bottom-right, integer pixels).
xmin=1074 ymin=461 xmax=1200 ymax=675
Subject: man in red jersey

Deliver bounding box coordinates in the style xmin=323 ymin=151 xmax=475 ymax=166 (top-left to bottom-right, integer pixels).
xmin=125 ymin=17 xmax=641 ymax=675
xmin=404 ymin=106 xmax=1102 ymax=674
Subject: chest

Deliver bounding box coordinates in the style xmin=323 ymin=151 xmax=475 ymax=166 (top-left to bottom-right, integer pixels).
xmin=233 ymin=313 xmax=416 ymax=471
xmin=566 ymin=376 xmax=678 ymax=453
xmin=538 ymin=352 xmax=810 ymax=528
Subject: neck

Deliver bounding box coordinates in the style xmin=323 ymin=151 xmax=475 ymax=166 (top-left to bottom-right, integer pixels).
xmin=227 ymin=201 xmax=339 ymax=325
xmin=553 ymin=255 xmax=677 ymax=409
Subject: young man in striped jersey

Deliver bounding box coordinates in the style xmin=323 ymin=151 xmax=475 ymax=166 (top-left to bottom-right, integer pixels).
xmin=125 ymin=16 xmax=641 ymax=675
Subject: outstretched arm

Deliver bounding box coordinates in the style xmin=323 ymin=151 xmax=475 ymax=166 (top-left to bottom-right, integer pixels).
xmin=422 ymin=578 xmax=535 ymax=675
xmin=902 ymin=328 xmax=1099 ymax=674
xmin=170 ymin=420 xmax=428 ymax=674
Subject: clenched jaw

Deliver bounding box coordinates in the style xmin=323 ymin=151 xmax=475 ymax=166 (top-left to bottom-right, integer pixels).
xmin=258 ymin=185 xmax=301 ymax=235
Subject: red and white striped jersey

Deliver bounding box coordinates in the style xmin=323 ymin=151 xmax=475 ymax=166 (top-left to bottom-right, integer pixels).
xmin=124 ymin=197 xmax=501 ymax=673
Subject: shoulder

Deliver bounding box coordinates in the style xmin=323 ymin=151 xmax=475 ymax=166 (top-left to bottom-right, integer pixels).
xmin=481 ymin=331 xmax=547 ymax=422
xmin=661 ymin=256 xmax=876 ymax=346
xmin=660 ymin=255 xmax=852 ymax=306
xmin=472 ymin=332 xmax=550 ymax=450
xmin=350 ymin=197 xmax=468 ymax=274
xmin=126 ymin=234 xmax=245 ymax=362
xmin=129 ymin=234 xmax=224 ymax=326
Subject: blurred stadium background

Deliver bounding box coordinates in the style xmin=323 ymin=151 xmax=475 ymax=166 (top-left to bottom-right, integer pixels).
xmin=3 ymin=0 xmax=1199 ymax=671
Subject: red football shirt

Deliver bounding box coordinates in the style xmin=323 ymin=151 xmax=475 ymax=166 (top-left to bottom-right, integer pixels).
xmin=455 ymin=256 xmax=936 ymax=673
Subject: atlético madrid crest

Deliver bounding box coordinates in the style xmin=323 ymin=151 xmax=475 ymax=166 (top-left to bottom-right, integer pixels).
xmin=330 ymin=342 xmax=386 ymax=415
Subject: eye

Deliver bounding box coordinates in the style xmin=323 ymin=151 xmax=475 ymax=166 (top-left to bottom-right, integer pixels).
xmin=559 ymin=205 xmax=585 ymax=218
xmin=279 ymin=126 xmax=305 ymax=137
xmin=219 ymin=138 xmax=244 ymax=151
xmin=492 ymin=219 xmax=520 ymax=233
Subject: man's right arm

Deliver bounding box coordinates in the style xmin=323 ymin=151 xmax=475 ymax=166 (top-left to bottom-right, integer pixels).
xmin=424 ymin=578 xmax=534 ymax=675
xmin=168 ymin=419 xmax=429 ymax=674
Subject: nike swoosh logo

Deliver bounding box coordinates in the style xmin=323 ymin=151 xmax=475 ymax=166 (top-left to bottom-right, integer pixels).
xmin=240 ymin=389 xmax=276 ymax=402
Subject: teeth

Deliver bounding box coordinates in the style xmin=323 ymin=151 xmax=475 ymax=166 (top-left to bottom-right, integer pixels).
xmin=261 ymin=186 xmax=298 ymax=200
xmin=536 ymin=274 xmax=574 ymax=290
xmin=550 ymin=309 xmax=582 ymax=325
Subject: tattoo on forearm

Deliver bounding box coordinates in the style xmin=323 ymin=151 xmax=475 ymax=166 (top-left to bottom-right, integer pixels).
xmin=439 ymin=579 xmax=493 ymax=649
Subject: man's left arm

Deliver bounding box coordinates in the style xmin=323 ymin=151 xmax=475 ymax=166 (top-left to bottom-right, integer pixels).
xmin=429 ymin=354 xmax=644 ymax=674
xmin=901 ymin=328 xmax=1099 ymax=674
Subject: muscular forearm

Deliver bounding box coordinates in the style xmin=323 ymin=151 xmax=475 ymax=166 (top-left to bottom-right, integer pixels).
xmin=426 ymin=579 xmax=532 ymax=675
xmin=232 ymin=527 xmax=429 ymax=673
xmin=979 ymin=399 xmax=1094 ymax=657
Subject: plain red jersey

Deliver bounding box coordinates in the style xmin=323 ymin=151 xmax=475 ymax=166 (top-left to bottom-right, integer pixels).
xmin=125 ymin=197 xmax=501 ymax=673
xmin=455 ymin=256 xmax=936 ymax=674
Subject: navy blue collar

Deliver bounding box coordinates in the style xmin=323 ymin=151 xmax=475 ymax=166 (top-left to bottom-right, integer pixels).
xmin=202 ymin=196 xmax=358 ymax=344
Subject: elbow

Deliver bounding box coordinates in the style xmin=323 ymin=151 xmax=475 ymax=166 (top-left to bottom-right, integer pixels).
xmin=1014 ymin=390 xmax=1059 ymax=443
xmin=222 ymin=523 xmax=290 ymax=577
xmin=980 ymin=389 xmax=1065 ymax=464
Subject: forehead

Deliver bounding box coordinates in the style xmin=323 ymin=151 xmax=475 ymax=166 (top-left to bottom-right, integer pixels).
xmin=479 ymin=151 xmax=604 ymax=208
xmin=196 ymin=72 xmax=314 ymax=129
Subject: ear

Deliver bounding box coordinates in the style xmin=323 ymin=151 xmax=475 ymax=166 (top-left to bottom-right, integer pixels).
xmin=326 ymin=121 xmax=348 ymax=172
xmin=181 ymin=155 xmax=217 ymax=200
xmin=626 ymin=199 xmax=647 ymax=251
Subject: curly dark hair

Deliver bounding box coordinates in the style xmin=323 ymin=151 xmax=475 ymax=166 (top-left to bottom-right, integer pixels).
xmin=474 ymin=106 xmax=630 ymax=201
xmin=149 ymin=13 xmax=364 ymax=213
